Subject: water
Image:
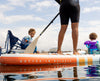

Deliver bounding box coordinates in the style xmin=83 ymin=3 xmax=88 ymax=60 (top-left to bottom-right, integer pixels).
xmin=0 ymin=64 xmax=100 ymax=81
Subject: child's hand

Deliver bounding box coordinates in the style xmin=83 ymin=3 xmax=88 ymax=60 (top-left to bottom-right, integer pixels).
xmin=25 ymin=39 xmax=28 ymax=43
xmin=36 ymin=51 xmax=39 ymax=54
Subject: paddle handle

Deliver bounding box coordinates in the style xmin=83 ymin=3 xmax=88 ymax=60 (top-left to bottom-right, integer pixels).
xmin=40 ymin=12 xmax=60 ymax=36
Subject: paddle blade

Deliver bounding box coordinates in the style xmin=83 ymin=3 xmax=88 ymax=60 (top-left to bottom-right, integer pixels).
xmin=24 ymin=36 xmax=40 ymax=53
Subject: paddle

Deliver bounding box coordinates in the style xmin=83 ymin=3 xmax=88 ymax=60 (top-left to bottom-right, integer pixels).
xmin=24 ymin=12 xmax=60 ymax=53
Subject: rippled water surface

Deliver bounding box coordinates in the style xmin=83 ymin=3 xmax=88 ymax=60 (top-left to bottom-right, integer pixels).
xmin=0 ymin=64 xmax=100 ymax=81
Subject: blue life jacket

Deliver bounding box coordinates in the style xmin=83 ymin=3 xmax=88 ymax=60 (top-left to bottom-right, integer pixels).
xmin=84 ymin=41 xmax=99 ymax=54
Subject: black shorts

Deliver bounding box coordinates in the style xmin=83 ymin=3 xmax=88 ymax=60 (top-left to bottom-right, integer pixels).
xmin=60 ymin=3 xmax=80 ymax=25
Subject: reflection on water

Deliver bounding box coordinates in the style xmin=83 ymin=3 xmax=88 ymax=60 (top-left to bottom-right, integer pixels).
xmin=3 ymin=75 xmax=16 ymax=81
xmin=57 ymin=67 xmax=79 ymax=81
xmin=0 ymin=64 xmax=100 ymax=81
xmin=73 ymin=67 xmax=79 ymax=81
xmin=85 ymin=65 xmax=100 ymax=77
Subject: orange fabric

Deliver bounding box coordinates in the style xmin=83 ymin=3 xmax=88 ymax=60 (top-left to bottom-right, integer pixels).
xmin=0 ymin=56 xmax=77 ymax=65
xmin=87 ymin=57 xmax=93 ymax=65
xmin=79 ymin=57 xmax=85 ymax=66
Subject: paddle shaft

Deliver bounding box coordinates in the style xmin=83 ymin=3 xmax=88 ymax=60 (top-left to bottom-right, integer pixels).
xmin=24 ymin=12 xmax=60 ymax=53
xmin=40 ymin=12 xmax=60 ymax=36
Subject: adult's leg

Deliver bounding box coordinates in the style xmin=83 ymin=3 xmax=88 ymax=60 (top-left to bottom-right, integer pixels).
xmin=57 ymin=25 xmax=68 ymax=54
xmin=71 ymin=23 xmax=79 ymax=55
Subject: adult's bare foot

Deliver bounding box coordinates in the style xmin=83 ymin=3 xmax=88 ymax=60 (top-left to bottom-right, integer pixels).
xmin=57 ymin=50 xmax=63 ymax=55
xmin=73 ymin=51 xmax=80 ymax=55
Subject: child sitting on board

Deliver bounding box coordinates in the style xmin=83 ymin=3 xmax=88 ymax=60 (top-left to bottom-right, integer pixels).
xmin=21 ymin=28 xmax=39 ymax=53
xmin=84 ymin=33 xmax=100 ymax=54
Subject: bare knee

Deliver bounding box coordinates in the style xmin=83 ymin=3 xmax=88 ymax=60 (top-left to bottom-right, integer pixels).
xmin=71 ymin=23 xmax=79 ymax=32
xmin=60 ymin=25 xmax=68 ymax=33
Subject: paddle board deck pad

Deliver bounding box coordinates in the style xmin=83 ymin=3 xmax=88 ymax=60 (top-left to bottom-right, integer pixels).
xmin=0 ymin=54 xmax=100 ymax=65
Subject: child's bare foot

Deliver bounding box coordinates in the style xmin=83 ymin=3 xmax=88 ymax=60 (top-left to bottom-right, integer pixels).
xmin=73 ymin=51 xmax=80 ymax=55
xmin=57 ymin=50 xmax=63 ymax=55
